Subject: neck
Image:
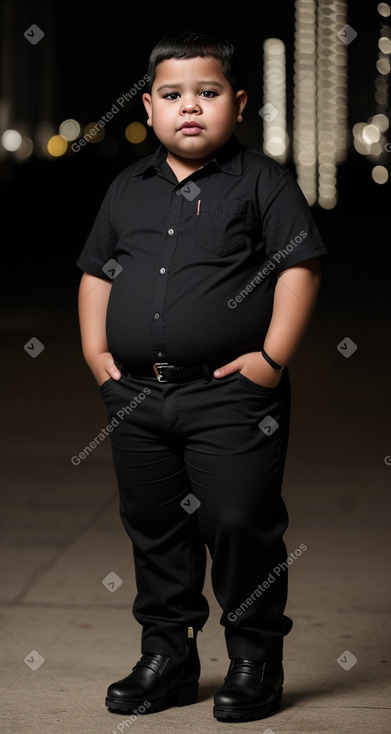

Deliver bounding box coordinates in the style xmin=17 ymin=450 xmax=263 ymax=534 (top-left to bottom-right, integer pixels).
xmin=166 ymin=152 xmax=208 ymax=182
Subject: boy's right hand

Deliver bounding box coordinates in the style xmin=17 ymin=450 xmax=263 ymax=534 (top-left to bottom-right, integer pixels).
xmin=88 ymin=352 xmax=122 ymax=386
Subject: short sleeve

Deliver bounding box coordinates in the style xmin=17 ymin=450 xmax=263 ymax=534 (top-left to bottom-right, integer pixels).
xmin=76 ymin=182 xmax=117 ymax=280
xmin=261 ymin=170 xmax=328 ymax=274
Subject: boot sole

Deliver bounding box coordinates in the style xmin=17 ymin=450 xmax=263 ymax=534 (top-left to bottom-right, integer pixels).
xmin=213 ymin=686 xmax=283 ymax=722
xmin=105 ymin=681 xmax=199 ymax=714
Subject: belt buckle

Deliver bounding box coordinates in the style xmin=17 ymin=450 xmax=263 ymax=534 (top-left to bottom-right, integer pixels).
xmin=153 ymin=362 xmax=174 ymax=383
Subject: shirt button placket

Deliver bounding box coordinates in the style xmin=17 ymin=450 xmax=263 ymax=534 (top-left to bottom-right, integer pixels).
xmin=151 ymin=191 xmax=182 ymax=362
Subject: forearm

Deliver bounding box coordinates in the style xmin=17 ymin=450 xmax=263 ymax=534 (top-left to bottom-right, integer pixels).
xmin=263 ymin=258 xmax=322 ymax=368
xmin=78 ymin=273 xmax=112 ymax=365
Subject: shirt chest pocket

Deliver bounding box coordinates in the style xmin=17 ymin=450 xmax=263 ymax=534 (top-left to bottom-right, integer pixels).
xmin=196 ymin=198 xmax=251 ymax=256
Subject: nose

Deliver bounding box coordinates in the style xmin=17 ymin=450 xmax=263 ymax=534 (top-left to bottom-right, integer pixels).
xmin=181 ymin=96 xmax=201 ymax=114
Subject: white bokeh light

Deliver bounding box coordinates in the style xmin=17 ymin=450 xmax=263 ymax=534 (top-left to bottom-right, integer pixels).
xmin=1 ymin=129 xmax=22 ymax=151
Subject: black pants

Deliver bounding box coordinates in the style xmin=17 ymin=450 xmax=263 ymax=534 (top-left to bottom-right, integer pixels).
xmin=99 ymin=367 xmax=293 ymax=663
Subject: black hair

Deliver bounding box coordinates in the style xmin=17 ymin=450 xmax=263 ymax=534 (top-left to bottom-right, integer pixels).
xmin=146 ymin=27 xmax=242 ymax=92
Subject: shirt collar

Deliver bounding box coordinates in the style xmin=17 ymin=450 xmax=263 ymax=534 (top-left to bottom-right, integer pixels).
xmin=132 ymin=134 xmax=243 ymax=178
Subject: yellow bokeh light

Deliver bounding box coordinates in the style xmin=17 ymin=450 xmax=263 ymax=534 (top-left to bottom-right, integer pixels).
xmin=125 ymin=122 xmax=147 ymax=144
xmin=47 ymin=135 xmax=68 ymax=157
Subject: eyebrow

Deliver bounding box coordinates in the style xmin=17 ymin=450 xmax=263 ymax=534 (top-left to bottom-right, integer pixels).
xmin=156 ymin=80 xmax=224 ymax=92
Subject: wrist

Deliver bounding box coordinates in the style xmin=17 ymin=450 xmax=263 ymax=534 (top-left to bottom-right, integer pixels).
xmin=260 ymin=348 xmax=284 ymax=371
xmin=83 ymin=346 xmax=109 ymax=362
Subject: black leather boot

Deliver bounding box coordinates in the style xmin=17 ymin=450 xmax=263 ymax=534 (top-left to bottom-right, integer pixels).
xmin=105 ymin=626 xmax=200 ymax=714
xmin=213 ymin=660 xmax=283 ymax=722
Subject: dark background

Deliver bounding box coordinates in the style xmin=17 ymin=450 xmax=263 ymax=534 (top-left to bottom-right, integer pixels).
xmin=1 ymin=0 xmax=390 ymax=316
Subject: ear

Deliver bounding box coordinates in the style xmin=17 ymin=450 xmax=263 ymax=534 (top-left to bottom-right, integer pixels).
xmin=142 ymin=93 xmax=153 ymax=127
xmin=235 ymin=89 xmax=248 ymax=123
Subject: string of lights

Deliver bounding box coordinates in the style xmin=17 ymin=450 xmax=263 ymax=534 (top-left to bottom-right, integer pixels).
xmin=290 ymin=0 xmax=349 ymax=208
xmin=292 ymin=0 xmax=317 ymax=205
xmin=263 ymin=0 xmax=349 ymax=208
xmin=352 ymin=2 xmax=390 ymax=185
xmin=262 ymin=38 xmax=288 ymax=163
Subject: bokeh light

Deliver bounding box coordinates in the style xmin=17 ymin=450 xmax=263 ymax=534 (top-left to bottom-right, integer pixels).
xmin=371 ymin=165 xmax=389 ymax=183
xmin=293 ymin=0 xmax=317 ymax=205
xmin=262 ymin=38 xmax=288 ymax=164
xmin=378 ymin=36 xmax=391 ymax=54
xmin=376 ymin=57 xmax=391 ymax=74
xmin=316 ymin=0 xmax=348 ymax=209
xmin=83 ymin=122 xmax=105 ymax=144
xmin=293 ymin=0 xmax=348 ymax=208
xmin=371 ymin=113 xmax=389 ymax=132
xmin=378 ymin=3 xmax=391 ymax=17
xmin=47 ymin=135 xmax=68 ymax=157
xmin=59 ymin=118 xmax=81 ymax=141
xmin=363 ymin=124 xmax=381 ymax=144
xmin=1 ymin=129 xmax=22 ymax=151
xmin=13 ymin=136 xmax=34 ymax=161
xmin=125 ymin=122 xmax=147 ymax=144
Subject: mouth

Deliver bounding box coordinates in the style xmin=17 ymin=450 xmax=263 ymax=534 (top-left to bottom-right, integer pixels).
xmin=179 ymin=121 xmax=203 ymax=135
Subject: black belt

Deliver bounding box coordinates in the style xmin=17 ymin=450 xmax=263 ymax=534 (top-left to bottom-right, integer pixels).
xmin=119 ymin=361 xmax=217 ymax=383
xmin=153 ymin=362 xmax=214 ymax=383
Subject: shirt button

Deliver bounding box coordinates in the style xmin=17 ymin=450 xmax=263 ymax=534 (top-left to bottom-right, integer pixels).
xmin=157 ymin=352 xmax=164 ymax=357
xmin=168 ymin=228 xmax=174 ymax=235
xmin=160 ymin=267 xmax=166 ymax=274
xmin=153 ymin=312 xmax=160 ymax=320
xmin=176 ymin=190 xmax=181 ymax=196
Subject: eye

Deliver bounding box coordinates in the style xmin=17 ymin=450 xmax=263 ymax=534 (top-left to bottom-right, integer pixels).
xmin=200 ymin=90 xmax=218 ymax=98
xmin=162 ymin=92 xmax=180 ymax=100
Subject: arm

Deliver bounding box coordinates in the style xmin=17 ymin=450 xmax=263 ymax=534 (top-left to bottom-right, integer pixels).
xmin=78 ymin=272 xmax=122 ymax=386
xmin=214 ymin=258 xmax=322 ymax=387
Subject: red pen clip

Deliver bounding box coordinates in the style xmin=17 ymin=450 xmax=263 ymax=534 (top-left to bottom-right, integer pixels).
xmin=197 ymin=199 xmax=201 ymax=216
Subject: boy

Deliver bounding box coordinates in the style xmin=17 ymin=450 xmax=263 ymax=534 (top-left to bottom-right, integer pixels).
xmin=76 ymin=27 xmax=328 ymax=723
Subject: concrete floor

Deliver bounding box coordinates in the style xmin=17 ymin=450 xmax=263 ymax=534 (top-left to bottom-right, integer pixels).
xmin=1 ymin=294 xmax=391 ymax=734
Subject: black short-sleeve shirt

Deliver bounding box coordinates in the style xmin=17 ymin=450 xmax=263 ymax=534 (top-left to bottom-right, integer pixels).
xmin=76 ymin=135 xmax=328 ymax=372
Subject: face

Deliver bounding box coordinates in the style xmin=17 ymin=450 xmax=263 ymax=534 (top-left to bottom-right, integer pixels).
xmin=142 ymin=56 xmax=247 ymax=167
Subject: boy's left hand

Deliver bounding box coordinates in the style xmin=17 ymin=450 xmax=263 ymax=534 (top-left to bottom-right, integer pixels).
xmin=213 ymin=352 xmax=282 ymax=389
